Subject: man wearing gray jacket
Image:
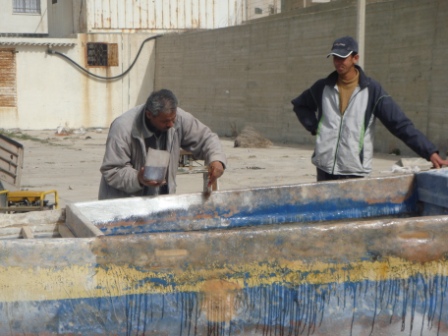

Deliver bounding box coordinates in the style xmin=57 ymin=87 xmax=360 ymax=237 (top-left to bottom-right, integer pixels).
xmin=99 ymin=89 xmax=226 ymax=199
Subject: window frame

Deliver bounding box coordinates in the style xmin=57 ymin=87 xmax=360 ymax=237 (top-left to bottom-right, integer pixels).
xmin=12 ymin=0 xmax=41 ymax=14
xmin=86 ymin=42 xmax=119 ymax=68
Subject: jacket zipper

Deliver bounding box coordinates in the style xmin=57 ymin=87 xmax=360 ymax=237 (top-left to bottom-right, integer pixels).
xmin=331 ymin=88 xmax=360 ymax=174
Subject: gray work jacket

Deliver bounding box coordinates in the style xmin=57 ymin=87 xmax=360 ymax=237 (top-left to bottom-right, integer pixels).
xmin=98 ymin=105 xmax=226 ymax=199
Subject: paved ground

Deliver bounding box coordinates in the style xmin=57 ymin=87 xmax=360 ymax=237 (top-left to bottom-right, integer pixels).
xmin=1 ymin=128 xmax=417 ymax=209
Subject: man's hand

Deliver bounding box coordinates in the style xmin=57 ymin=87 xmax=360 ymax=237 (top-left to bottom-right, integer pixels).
xmin=207 ymin=161 xmax=225 ymax=187
xmin=430 ymin=153 xmax=448 ymax=169
xmin=138 ymin=167 xmax=166 ymax=187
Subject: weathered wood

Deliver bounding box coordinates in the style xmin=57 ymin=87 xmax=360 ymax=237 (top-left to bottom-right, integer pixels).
xmin=20 ymin=226 xmax=33 ymax=239
xmin=58 ymin=224 xmax=75 ymax=238
xmin=0 ymin=169 xmax=447 ymax=335
xmin=0 ymin=209 xmax=65 ymax=228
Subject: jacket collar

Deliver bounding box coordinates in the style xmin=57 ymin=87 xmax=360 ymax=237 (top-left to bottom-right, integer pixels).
xmin=325 ymin=65 xmax=369 ymax=89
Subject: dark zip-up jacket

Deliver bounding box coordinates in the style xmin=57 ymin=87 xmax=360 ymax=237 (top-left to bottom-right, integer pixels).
xmin=291 ymin=66 xmax=437 ymax=176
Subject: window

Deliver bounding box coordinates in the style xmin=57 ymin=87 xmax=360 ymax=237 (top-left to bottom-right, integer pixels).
xmin=13 ymin=0 xmax=41 ymax=14
xmin=86 ymin=43 xmax=119 ymax=67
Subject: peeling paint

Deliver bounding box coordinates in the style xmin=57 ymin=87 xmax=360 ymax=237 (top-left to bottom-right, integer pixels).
xmin=1 ymin=170 xmax=448 ymax=334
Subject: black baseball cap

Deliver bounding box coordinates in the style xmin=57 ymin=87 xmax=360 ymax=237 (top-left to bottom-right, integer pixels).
xmin=327 ymin=36 xmax=358 ymax=58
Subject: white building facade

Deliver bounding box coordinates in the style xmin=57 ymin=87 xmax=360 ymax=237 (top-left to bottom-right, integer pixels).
xmin=0 ymin=0 xmax=279 ymax=130
xmin=0 ymin=0 xmax=48 ymax=35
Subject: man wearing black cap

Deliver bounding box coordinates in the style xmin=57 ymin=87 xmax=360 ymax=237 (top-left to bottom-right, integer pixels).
xmin=291 ymin=36 xmax=448 ymax=181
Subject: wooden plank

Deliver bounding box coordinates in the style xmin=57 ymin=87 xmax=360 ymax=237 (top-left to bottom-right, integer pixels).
xmin=0 ymin=209 xmax=65 ymax=228
xmin=58 ymin=224 xmax=75 ymax=238
xmin=0 ymin=224 xmax=62 ymax=239
xmin=0 ymin=227 xmax=21 ymax=239
xmin=0 ymin=133 xmax=23 ymax=188
xmin=20 ymin=226 xmax=34 ymax=239
xmin=65 ymin=205 xmax=105 ymax=238
xmin=0 ymin=49 xmax=17 ymax=108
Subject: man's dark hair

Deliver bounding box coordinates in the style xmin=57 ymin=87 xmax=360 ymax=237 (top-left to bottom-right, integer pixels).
xmin=145 ymin=89 xmax=178 ymax=116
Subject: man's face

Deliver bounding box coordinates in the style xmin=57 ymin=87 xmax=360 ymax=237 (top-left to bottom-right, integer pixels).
xmin=332 ymin=54 xmax=359 ymax=76
xmin=146 ymin=109 xmax=177 ymax=132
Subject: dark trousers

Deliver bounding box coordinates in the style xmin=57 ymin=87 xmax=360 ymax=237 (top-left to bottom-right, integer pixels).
xmin=316 ymin=168 xmax=364 ymax=182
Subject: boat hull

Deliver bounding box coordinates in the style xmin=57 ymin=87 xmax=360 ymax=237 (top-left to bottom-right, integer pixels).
xmin=1 ymin=169 xmax=448 ymax=335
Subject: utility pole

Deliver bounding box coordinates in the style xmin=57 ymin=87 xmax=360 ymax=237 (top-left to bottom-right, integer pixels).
xmin=356 ymin=0 xmax=366 ymax=68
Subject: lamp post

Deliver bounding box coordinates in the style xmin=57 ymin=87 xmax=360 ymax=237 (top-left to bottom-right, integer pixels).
xmin=356 ymin=0 xmax=366 ymax=68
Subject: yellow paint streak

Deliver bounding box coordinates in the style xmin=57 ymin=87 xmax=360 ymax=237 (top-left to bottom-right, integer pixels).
xmin=1 ymin=257 xmax=448 ymax=303
xmin=155 ymin=248 xmax=188 ymax=257
xmin=0 ymin=265 xmax=97 ymax=302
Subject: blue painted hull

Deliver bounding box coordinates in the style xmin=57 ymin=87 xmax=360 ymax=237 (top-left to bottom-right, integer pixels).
xmin=1 ymin=169 xmax=448 ymax=335
xmin=2 ymin=276 xmax=448 ymax=335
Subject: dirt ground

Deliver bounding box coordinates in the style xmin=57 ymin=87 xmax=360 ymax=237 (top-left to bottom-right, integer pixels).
xmin=2 ymin=128 xmax=419 ymax=209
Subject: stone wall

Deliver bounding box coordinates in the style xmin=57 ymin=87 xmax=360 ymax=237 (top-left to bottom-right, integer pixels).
xmin=155 ymin=0 xmax=448 ymax=156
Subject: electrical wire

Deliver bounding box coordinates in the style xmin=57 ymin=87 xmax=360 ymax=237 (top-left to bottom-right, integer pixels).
xmin=46 ymin=34 xmax=162 ymax=81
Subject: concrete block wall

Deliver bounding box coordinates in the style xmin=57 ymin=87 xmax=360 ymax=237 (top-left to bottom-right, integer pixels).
xmin=154 ymin=0 xmax=448 ymax=157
